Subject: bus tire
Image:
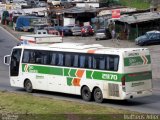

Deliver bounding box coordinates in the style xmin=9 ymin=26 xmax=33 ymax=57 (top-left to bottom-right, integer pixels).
xmin=93 ymin=87 xmax=103 ymax=103
xmin=24 ymin=80 xmax=33 ymax=93
xmin=81 ymin=86 xmax=92 ymax=102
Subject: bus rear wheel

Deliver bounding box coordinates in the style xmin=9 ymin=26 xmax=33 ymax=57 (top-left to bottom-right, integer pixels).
xmin=81 ymin=86 xmax=92 ymax=101
xmin=93 ymin=88 xmax=103 ymax=103
xmin=24 ymin=80 xmax=33 ymax=93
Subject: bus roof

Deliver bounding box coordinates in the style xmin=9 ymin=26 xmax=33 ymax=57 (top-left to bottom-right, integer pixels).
xmin=49 ymin=43 xmax=104 ymax=49
xmin=14 ymin=43 xmax=149 ymax=54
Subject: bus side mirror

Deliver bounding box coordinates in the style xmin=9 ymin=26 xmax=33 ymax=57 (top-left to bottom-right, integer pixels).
xmin=4 ymin=55 xmax=11 ymax=65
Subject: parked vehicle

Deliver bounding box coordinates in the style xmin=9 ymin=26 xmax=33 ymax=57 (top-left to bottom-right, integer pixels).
xmin=34 ymin=24 xmax=48 ymax=33
xmin=27 ymin=0 xmax=39 ymax=7
xmin=81 ymin=25 xmax=94 ymax=36
xmin=37 ymin=1 xmax=47 ymax=7
xmin=14 ymin=16 xmax=37 ymax=32
xmin=44 ymin=27 xmax=59 ymax=35
xmin=35 ymin=30 xmax=48 ymax=34
xmin=54 ymin=26 xmax=72 ymax=36
xmin=19 ymin=34 xmax=62 ymax=44
xmin=64 ymin=24 xmax=79 ymax=35
xmin=135 ymin=30 xmax=160 ymax=46
xmin=71 ymin=26 xmax=82 ymax=36
xmin=15 ymin=16 xmax=47 ymax=32
xmin=62 ymin=26 xmax=72 ymax=36
xmin=95 ymin=28 xmax=111 ymax=40
xmin=14 ymin=1 xmax=28 ymax=8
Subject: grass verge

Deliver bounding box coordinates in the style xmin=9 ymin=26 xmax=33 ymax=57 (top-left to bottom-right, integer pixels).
xmin=118 ymin=0 xmax=151 ymax=10
xmin=0 ymin=91 xmax=137 ymax=120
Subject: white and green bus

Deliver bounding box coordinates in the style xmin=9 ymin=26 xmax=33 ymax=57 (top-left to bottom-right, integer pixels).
xmin=4 ymin=43 xmax=152 ymax=103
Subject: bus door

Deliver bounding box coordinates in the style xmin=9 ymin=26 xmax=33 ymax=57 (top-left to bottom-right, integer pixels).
xmin=10 ymin=48 xmax=22 ymax=86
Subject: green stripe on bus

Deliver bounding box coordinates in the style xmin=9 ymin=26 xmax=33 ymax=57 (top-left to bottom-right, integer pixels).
xmin=64 ymin=68 xmax=77 ymax=77
xmin=124 ymin=55 xmax=151 ymax=66
xmin=22 ymin=64 xmax=152 ymax=82
xmin=86 ymin=70 xmax=93 ymax=79
xmin=70 ymin=69 xmax=77 ymax=77
xmin=67 ymin=77 xmax=73 ymax=86
xmin=22 ymin=64 xmax=63 ymax=76
xmin=50 ymin=67 xmax=63 ymax=76
xmin=86 ymin=70 xmax=122 ymax=82
xmin=125 ymin=71 xmax=152 ymax=82
xmin=64 ymin=68 xmax=69 ymax=76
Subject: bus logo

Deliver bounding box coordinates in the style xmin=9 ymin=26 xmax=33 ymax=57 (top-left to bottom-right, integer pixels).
xmin=24 ymin=64 xmax=38 ymax=73
xmin=24 ymin=64 xmax=29 ymax=72
xmin=129 ymin=58 xmax=137 ymax=64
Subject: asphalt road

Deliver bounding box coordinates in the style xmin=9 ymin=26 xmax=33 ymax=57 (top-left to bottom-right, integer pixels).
xmin=0 ymin=26 xmax=160 ymax=114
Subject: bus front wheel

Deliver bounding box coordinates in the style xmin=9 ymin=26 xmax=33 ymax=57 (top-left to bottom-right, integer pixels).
xmin=81 ymin=86 xmax=92 ymax=101
xmin=93 ymin=88 xmax=103 ymax=103
xmin=24 ymin=80 xmax=33 ymax=93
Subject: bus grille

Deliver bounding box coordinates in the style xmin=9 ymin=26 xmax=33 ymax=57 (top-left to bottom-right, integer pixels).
xmin=108 ymin=83 xmax=119 ymax=97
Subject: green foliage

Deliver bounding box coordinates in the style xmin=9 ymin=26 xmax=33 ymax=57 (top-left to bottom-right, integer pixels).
xmin=118 ymin=0 xmax=151 ymax=9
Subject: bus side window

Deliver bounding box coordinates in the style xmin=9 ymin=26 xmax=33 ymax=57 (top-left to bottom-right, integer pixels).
xmin=114 ymin=56 xmax=119 ymax=71
xmin=22 ymin=50 xmax=30 ymax=63
xmin=79 ymin=55 xmax=86 ymax=68
xmin=38 ymin=51 xmax=50 ymax=65
xmin=109 ymin=56 xmax=114 ymax=71
xmin=73 ymin=54 xmax=79 ymax=67
xmin=88 ymin=56 xmax=92 ymax=69
xmin=106 ymin=55 xmax=119 ymax=71
xmin=93 ymin=55 xmax=105 ymax=70
xmin=57 ymin=53 xmax=64 ymax=66
xmin=43 ymin=54 xmax=50 ymax=65
xmin=99 ymin=57 xmax=105 ymax=70
xmin=35 ymin=51 xmax=43 ymax=64
xmin=29 ymin=51 xmax=36 ymax=63
xmin=93 ymin=56 xmax=98 ymax=69
xmin=50 ymin=53 xmax=57 ymax=65
xmin=65 ymin=54 xmax=72 ymax=67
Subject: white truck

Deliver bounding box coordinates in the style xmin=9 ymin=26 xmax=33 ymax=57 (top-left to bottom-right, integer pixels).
xmin=19 ymin=34 xmax=63 ymax=44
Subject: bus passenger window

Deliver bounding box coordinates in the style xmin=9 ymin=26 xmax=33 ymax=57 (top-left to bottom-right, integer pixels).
xmin=106 ymin=56 xmax=119 ymax=71
xmin=99 ymin=57 xmax=105 ymax=70
xmin=57 ymin=53 xmax=64 ymax=66
xmin=43 ymin=55 xmax=49 ymax=65
xmin=80 ymin=55 xmax=86 ymax=68
xmin=114 ymin=57 xmax=119 ymax=71
xmin=50 ymin=53 xmax=57 ymax=65
xmin=88 ymin=56 xmax=92 ymax=69
xmin=22 ymin=50 xmax=30 ymax=63
xmin=109 ymin=57 xmax=114 ymax=71
xmin=35 ymin=51 xmax=43 ymax=64
xmin=93 ymin=56 xmax=105 ymax=70
xmin=29 ymin=51 xmax=35 ymax=63
xmin=73 ymin=55 xmax=79 ymax=67
xmin=93 ymin=57 xmax=97 ymax=69
xmin=65 ymin=54 xmax=72 ymax=67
